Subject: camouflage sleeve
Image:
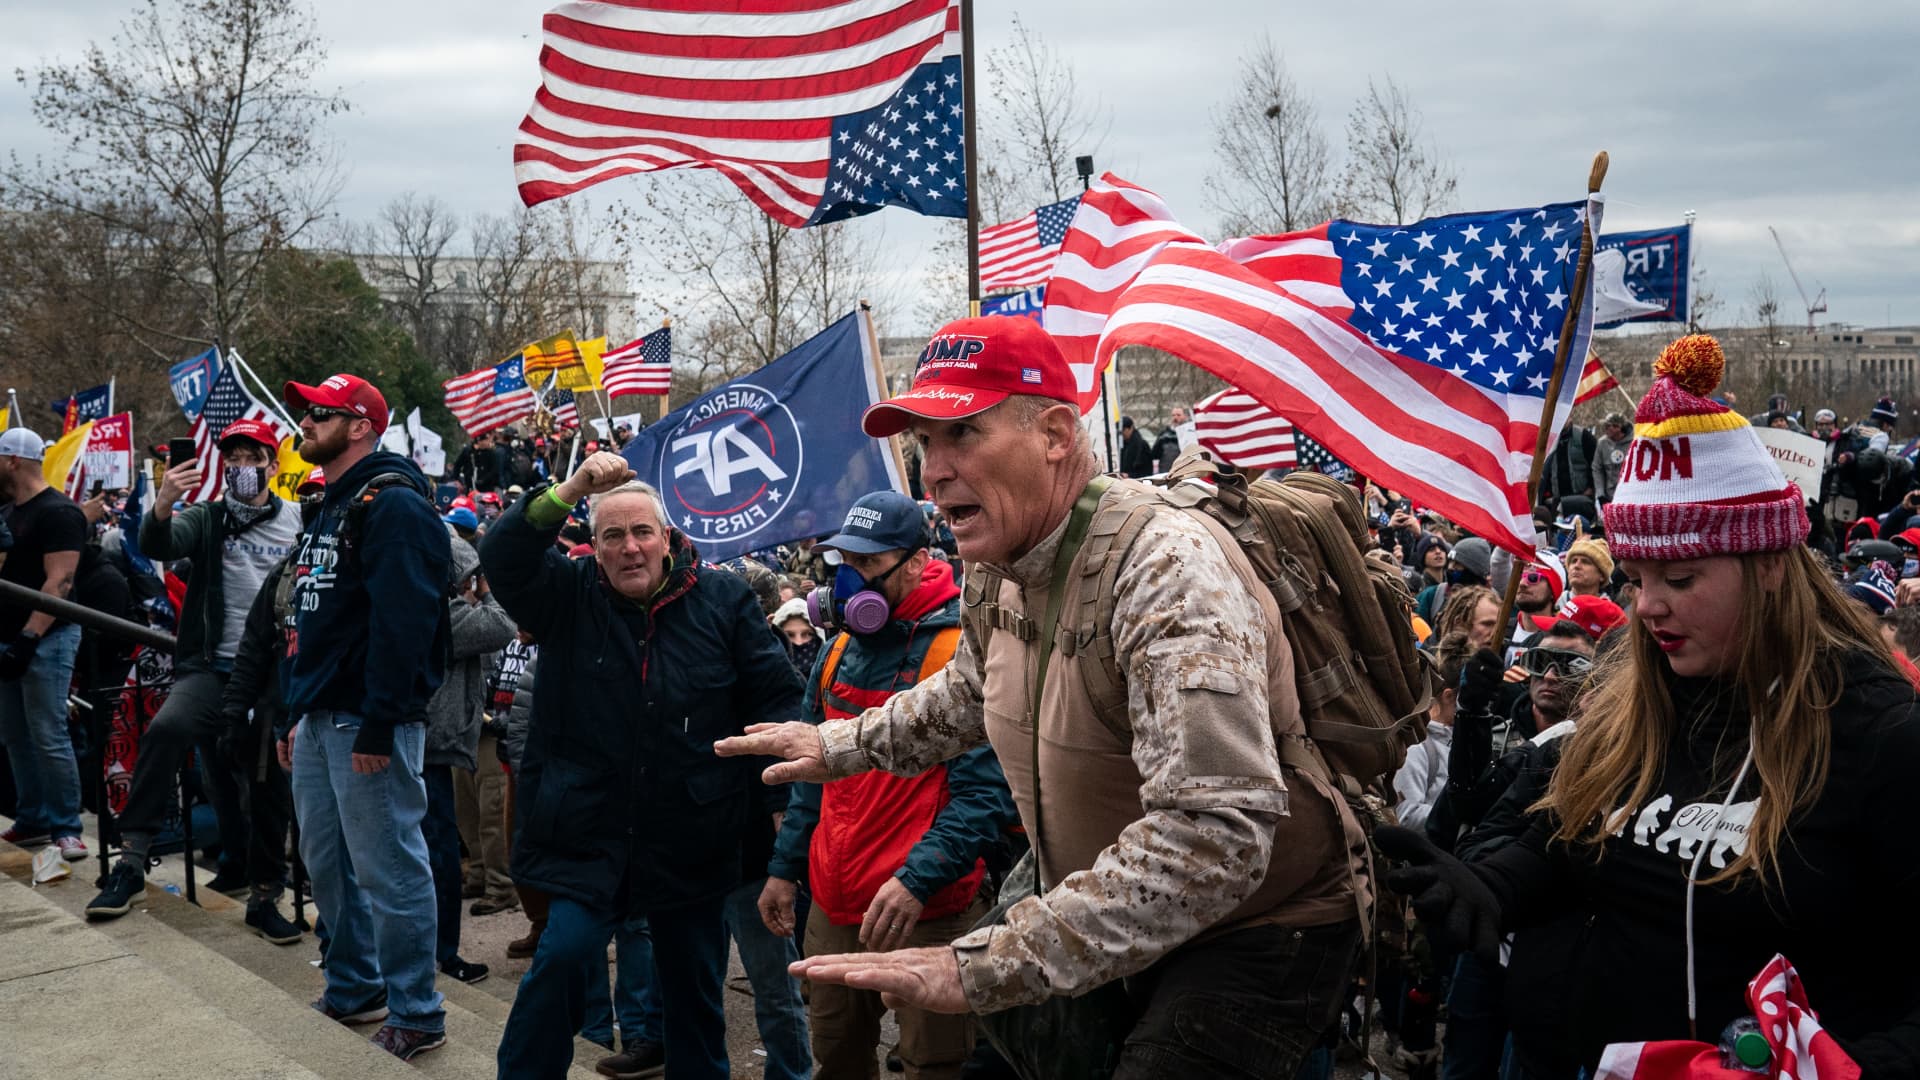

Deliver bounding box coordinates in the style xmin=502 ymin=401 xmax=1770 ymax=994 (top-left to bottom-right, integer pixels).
xmin=950 ymin=508 xmax=1290 ymax=1011
xmin=817 ymin=612 xmax=990 ymax=779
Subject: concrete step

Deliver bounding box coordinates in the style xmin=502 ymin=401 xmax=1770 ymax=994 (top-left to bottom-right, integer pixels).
xmin=0 ymin=838 xmax=602 ymax=1079
xmin=0 ymin=867 xmax=347 ymax=1079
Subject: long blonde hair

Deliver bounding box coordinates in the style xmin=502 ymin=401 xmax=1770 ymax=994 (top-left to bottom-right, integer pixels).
xmin=1542 ymin=546 xmax=1894 ymax=884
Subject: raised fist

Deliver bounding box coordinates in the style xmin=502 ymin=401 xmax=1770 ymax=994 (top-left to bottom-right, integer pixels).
xmin=556 ymin=450 xmax=635 ymax=503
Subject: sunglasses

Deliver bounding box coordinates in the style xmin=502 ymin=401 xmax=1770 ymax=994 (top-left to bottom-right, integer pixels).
xmin=1521 ymin=646 xmax=1593 ymax=679
xmin=303 ymin=405 xmax=356 ymax=423
xmin=1521 ymin=569 xmax=1553 ymax=585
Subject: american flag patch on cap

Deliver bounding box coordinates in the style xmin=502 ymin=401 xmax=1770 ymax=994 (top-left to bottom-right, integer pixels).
xmin=1020 ymin=367 xmax=1043 ymax=384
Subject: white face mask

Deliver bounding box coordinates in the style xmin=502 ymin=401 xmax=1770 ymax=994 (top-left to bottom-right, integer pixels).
xmin=224 ymin=465 xmax=269 ymax=499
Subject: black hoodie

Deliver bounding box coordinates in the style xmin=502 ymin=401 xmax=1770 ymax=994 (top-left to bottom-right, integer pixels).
xmin=281 ymin=450 xmax=452 ymax=756
xmin=1476 ymin=654 xmax=1920 ymax=1078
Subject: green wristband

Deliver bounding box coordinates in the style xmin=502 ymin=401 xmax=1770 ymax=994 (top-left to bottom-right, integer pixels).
xmin=526 ymin=484 xmax=575 ymax=528
xmin=544 ymin=485 xmax=574 ymax=512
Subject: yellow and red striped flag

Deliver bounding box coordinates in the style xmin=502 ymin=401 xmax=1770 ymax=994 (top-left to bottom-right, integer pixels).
xmin=1574 ymin=350 xmax=1620 ymax=406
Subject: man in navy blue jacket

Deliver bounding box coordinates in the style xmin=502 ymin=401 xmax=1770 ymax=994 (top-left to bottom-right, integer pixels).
xmin=482 ymin=450 xmax=803 ymax=1080
xmin=277 ymin=374 xmax=453 ymax=1063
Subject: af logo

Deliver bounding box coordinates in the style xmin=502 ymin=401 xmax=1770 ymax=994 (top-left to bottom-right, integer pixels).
xmin=661 ymin=383 xmax=803 ymax=543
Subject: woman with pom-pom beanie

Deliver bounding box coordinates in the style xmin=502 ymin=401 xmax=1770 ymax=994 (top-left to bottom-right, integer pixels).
xmin=1376 ymin=335 xmax=1920 ymax=1079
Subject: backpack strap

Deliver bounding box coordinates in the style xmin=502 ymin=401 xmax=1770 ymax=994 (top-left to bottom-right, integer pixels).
xmin=1062 ymin=486 xmax=1162 ymax=741
xmin=917 ymin=626 xmax=962 ymax=684
xmin=961 ymin=566 xmax=1034 ymax=649
xmin=815 ymin=631 xmax=854 ymax=705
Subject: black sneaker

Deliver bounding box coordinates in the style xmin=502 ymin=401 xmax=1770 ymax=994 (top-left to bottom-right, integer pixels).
xmin=596 ymin=1042 xmax=666 ymax=1079
xmin=84 ymin=861 xmax=146 ymax=920
xmin=204 ymin=868 xmax=251 ymax=896
xmin=313 ymin=991 xmax=388 ymax=1026
xmin=245 ymin=899 xmax=304 ymax=945
xmin=370 ymin=1024 xmax=446 ymax=1061
xmin=440 ymin=957 xmax=489 ymax=985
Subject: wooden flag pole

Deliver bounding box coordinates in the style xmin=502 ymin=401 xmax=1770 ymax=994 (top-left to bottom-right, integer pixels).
xmin=859 ymin=299 xmax=912 ymax=491
xmin=657 ymin=317 xmax=674 ymax=422
xmin=1492 ymin=150 xmax=1610 ymax=649
xmin=961 ymin=0 xmax=981 ymax=316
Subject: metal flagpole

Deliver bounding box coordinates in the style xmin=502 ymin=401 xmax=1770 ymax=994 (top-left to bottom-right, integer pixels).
xmin=107 ymin=376 xmax=116 ymax=416
xmin=657 ymin=317 xmax=674 ymax=422
xmin=5 ymin=388 xmax=17 ymax=428
xmin=858 ymin=300 xmax=912 ymax=491
xmin=1492 ymin=151 xmax=1610 ymax=644
xmin=961 ymin=0 xmax=980 ymax=317
xmin=223 ymin=348 xmax=300 ymax=431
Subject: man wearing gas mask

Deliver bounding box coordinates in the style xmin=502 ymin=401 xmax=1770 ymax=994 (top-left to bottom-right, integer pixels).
xmin=86 ymin=419 xmax=303 ymax=944
xmin=761 ymin=491 xmax=1016 ymax=1079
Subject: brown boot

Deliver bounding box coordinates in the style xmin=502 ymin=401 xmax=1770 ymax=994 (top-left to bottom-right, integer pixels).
xmin=507 ymin=922 xmax=544 ymax=959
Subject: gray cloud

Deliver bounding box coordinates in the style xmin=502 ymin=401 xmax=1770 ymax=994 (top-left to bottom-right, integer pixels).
xmin=4 ymin=0 xmax=1915 ymax=332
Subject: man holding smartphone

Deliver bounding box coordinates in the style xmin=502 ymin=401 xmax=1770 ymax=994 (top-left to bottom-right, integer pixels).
xmin=86 ymin=419 xmax=302 ymax=942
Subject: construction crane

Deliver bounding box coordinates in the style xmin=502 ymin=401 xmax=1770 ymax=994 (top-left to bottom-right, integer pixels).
xmin=1768 ymin=226 xmax=1828 ymax=333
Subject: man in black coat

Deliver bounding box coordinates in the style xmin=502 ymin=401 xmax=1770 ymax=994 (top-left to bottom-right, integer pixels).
xmin=482 ymin=450 xmax=803 ymax=1080
xmin=1118 ymin=416 xmax=1154 ymax=478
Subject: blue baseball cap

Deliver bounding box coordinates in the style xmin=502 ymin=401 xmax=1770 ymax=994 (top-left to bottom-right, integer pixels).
xmin=443 ymin=507 xmax=479 ymax=532
xmin=820 ymin=491 xmax=927 ymax=555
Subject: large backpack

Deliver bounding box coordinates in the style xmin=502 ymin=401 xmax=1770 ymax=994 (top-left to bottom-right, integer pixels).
xmin=963 ymin=447 xmax=1431 ymax=803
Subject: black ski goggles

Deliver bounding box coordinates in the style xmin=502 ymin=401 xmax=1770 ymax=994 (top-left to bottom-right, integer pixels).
xmin=1521 ymin=646 xmax=1593 ymax=679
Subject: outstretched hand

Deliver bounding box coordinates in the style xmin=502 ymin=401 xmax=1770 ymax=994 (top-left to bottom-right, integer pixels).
xmin=791 ymin=946 xmax=969 ymax=1014
xmin=714 ymin=722 xmax=830 ymax=784
xmin=1373 ymin=824 xmax=1504 ymax=965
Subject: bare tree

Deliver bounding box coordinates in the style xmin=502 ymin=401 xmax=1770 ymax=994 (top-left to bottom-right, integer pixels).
xmin=1204 ymin=39 xmax=1334 ymax=236
xmin=357 ymin=193 xmax=460 ymax=361
xmin=1337 ymin=76 xmax=1457 ymax=225
xmin=984 ymin=13 xmax=1104 ymax=208
xmin=8 ymin=0 xmax=347 ymax=350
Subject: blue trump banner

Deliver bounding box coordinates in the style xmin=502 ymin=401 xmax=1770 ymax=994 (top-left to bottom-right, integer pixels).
xmin=50 ymin=383 xmax=114 ymax=426
xmin=168 ymin=348 xmax=220 ymax=420
xmin=620 ymin=310 xmax=907 ymax=563
xmin=981 ymin=285 xmax=1046 ymax=326
xmin=1593 ymin=224 xmax=1691 ymax=327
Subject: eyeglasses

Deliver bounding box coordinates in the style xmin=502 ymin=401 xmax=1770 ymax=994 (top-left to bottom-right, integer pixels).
xmin=304 ymin=406 xmax=354 ymax=423
xmin=1521 ymin=646 xmax=1593 ymax=679
xmin=1521 ymin=569 xmax=1551 ymax=584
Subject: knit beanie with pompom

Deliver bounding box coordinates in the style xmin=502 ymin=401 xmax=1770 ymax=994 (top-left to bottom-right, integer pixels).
xmin=1600 ymin=334 xmax=1809 ymax=560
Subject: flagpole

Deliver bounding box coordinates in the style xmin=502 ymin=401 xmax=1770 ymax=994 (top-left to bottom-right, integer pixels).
xmin=859 ymin=300 xmax=912 ymax=492
xmin=961 ymin=0 xmax=980 ymax=317
xmin=223 ymin=348 xmax=300 ymax=431
xmin=1492 ymin=150 xmax=1610 ymax=646
xmin=5 ymin=388 xmax=17 ymax=428
xmin=107 ymin=376 xmax=116 ymax=416
xmin=658 ymin=317 xmax=674 ymax=421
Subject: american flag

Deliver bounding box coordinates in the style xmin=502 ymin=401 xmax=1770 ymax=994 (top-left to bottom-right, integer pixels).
xmin=546 ymin=385 xmax=581 ymax=430
xmin=184 ymin=363 xmax=289 ymax=503
xmin=602 ymin=326 xmax=673 ymax=397
xmin=1046 ymin=174 xmax=1598 ymax=556
xmin=980 ymin=195 xmax=1080 ymax=294
xmin=513 ymin=0 xmax=966 ymax=229
xmin=444 ymin=355 xmax=538 ymax=437
xmin=1194 ymin=389 xmax=1294 ymax=469
xmin=1574 ymin=350 xmax=1620 ymax=405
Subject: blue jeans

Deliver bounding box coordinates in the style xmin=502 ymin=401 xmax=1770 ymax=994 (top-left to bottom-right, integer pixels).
xmin=292 ymin=711 xmax=444 ymax=1035
xmin=582 ymin=916 xmax=664 ymax=1049
xmin=499 ymin=896 xmax=729 ymax=1080
xmin=1443 ymin=953 xmax=1509 ymax=1080
xmin=421 ymin=765 xmax=465 ymax=966
xmin=723 ymin=877 xmax=809 ymax=1080
xmin=0 ymin=623 xmax=84 ymax=839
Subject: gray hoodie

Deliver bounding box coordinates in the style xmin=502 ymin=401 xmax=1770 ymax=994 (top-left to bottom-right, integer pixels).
xmin=424 ymin=537 xmax=519 ymax=770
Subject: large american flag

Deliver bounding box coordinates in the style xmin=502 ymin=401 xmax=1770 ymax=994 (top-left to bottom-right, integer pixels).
xmin=444 ymin=356 xmax=537 ymax=437
xmin=980 ymin=195 xmax=1080 ymax=294
xmin=184 ymin=363 xmax=289 ymax=503
xmin=513 ymin=0 xmax=966 ymax=229
xmin=1047 ymin=174 xmax=1599 ymax=556
xmin=602 ymin=326 xmax=673 ymax=397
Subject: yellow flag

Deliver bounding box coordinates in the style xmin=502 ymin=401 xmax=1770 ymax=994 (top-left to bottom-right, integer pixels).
xmin=0 ymin=405 xmax=10 ymax=429
xmin=268 ymin=436 xmax=315 ymax=501
xmin=41 ymin=420 xmax=93 ymax=492
xmin=553 ymin=335 xmax=608 ymax=391
xmin=520 ymin=330 xmax=581 ymax=375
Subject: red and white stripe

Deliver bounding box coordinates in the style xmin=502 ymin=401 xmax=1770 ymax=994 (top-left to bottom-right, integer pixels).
xmin=1051 ymin=174 xmax=1588 ymax=556
xmin=979 ymin=206 xmax=1060 ymax=294
xmin=1575 ymin=350 xmax=1620 ymax=405
xmin=443 ymin=366 xmax=535 ymax=437
xmin=184 ymin=407 xmax=286 ymax=503
xmin=513 ymin=0 xmax=956 ymax=227
xmin=1193 ymin=390 xmax=1296 ymax=470
xmin=602 ymin=337 xmax=671 ymax=397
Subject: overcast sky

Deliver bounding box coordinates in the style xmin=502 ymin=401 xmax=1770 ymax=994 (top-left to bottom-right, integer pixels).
xmin=5 ymin=1 xmax=1917 ymax=337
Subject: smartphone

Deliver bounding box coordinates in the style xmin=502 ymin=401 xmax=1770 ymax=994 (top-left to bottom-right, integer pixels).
xmin=168 ymin=437 xmax=197 ymax=468
xmin=89 ymin=480 xmax=105 ymax=498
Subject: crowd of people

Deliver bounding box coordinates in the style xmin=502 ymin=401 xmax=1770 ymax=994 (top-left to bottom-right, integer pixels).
xmin=0 ymin=320 xmax=1915 ymax=1080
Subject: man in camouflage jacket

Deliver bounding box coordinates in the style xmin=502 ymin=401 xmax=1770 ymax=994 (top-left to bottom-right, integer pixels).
xmin=720 ymin=316 xmax=1367 ymax=1080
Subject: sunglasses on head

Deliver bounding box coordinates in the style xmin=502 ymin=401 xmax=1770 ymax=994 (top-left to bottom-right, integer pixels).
xmin=1521 ymin=646 xmax=1593 ymax=679
xmin=303 ymin=405 xmax=355 ymax=423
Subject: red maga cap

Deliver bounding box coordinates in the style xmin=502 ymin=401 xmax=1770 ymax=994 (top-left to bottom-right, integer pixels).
xmin=861 ymin=316 xmax=1078 ymax=438
xmin=284 ymin=374 xmax=388 ymax=435
xmin=217 ymin=418 xmax=281 ymax=453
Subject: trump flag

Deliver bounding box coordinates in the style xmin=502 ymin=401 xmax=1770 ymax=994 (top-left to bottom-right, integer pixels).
xmin=619 ymin=310 xmax=906 ymax=563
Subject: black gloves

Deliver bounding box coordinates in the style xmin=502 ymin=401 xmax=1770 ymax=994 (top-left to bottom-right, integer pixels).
xmin=0 ymin=633 xmax=40 ymax=682
xmin=1374 ymin=824 xmax=1504 ymax=965
xmin=1455 ymin=647 xmax=1506 ymax=719
xmin=217 ymin=713 xmax=255 ymax=772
